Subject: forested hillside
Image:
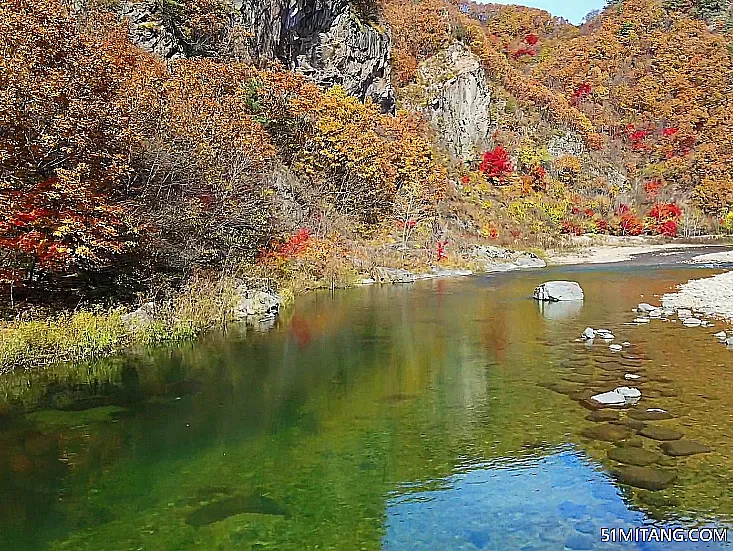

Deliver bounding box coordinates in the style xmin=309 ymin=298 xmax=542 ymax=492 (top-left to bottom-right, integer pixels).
xmin=2 ymin=0 xmax=733 ymax=312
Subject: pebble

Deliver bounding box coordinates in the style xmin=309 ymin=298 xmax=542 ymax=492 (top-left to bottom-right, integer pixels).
xmin=609 ymin=344 xmax=623 ymax=352
xmin=682 ymin=317 xmax=702 ymax=327
xmin=634 ymin=318 xmax=650 ymax=324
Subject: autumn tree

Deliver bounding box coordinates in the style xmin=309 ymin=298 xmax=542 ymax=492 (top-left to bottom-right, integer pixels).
xmin=0 ymin=0 xmax=136 ymax=287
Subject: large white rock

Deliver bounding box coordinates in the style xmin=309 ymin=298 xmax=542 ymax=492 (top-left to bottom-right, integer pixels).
xmin=582 ymin=327 xmax=596 ymax=340
xmin=591 ymin=386 xmax=642 ymax=407
xmin=533 ymin=281 xmax=584 ymax=302
xmin=638 ymin=303 xmax=657 ymax=313
xmin=682 ymin=317 xmax=702 ymax=328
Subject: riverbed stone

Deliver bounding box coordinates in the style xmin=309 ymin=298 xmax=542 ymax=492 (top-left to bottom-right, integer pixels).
xmin=611 ymin=466 xmax=677 ymax=491
xmin=582 ymin=327 xmax=596 ymax=340
xmin=608 ymin=446 xmax=661 ymax=466
xmin=638 ymin=426 xmax=684 ymax=441
xmin=682 ymin=317 xmax=703 ymax=327
xmin=533 ymin=281 xmax=584 ymax=302
xmin=581 ymin=423 xmax=632 ymax=442
xmin=660 ymin=440 xmax=712 ymax=457
xmin=628 ymin=408 xmax=674 ymax=421
xmin=637 ymin=303 xmax=657 ymax=313
xmin=586 ymin=410 xmax=620 ymax=422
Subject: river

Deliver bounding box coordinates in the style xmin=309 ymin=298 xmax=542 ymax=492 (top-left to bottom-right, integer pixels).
xmin=1 ymin=258 xmax=732 ymax=550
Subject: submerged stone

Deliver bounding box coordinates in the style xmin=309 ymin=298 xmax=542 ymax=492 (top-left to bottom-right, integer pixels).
xmin=185 ymin=495 xmax=286 ymax=526
xmin=627 ymin=408 xmax=674 ymax=421
xmin=660 ymin=440 xmax=712 ymax=457
xmin=607 ymin=446 xmax=661 ymax=466
xmin=638 ymin=426 xmax=684 ymax=441
xmin=611 ymin=466 xmax=677 ymax=491
xmin=585 ymin=410 xmax=620 ymax=422
xmin=564 ymin=533 xmax=594 ymax=550
xmin=581 ymin=423 xmax=632 ymax=442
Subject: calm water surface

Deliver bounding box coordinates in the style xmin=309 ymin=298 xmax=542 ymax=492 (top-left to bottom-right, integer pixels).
xmin=1 ymin=261 xmax=733 ymax=550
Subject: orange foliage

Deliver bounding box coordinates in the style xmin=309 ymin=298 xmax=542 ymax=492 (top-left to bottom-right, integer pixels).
xmin=0 ymin=0 xmax=136 ymax=280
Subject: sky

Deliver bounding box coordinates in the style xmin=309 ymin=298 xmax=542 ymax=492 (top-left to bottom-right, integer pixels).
xmin=485 ymin=0 xmax=607 ymax=24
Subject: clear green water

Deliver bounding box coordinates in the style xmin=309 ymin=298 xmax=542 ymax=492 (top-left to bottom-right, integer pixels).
xmin=1 ymin=263 xmax=733 ymax=550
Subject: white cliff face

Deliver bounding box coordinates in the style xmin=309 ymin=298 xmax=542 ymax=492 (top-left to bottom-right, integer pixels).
xmin=416 ymin=43 xmax=494 ymax=162
xmin=117 ymin=0 xmax=395 ymax=111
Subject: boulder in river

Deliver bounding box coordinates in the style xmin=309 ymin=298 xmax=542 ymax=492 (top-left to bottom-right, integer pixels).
xmin=637 ymin=303 xmax=657 ymax=313
xmin=533 ymin=281 xmax=584 ymax=302
xmin=582 ymin=327 xmax=596 ymax=340
xmin=682 ymin=317 xmax=702 ymax=328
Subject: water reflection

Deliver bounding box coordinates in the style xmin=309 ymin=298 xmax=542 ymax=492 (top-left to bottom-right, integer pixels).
xmin=0 ymin=264 xmax=732 ymax=550
xmin=385 ymin=448 xmax=731 ymax=550
xmin=537 ymin=299 xmax=584 ymax=320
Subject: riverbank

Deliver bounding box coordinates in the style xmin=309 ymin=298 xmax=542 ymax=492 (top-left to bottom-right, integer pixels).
xmin=3 ymin=238 xmax=732 ymax=374
xmin=662 ymin=271 xmax=733 ymax=322
xmin=547 ymin=235 xmax=733 ymax=265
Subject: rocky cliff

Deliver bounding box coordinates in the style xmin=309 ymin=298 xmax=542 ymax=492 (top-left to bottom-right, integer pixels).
xmin=415 ymin=43 xmax=495 ymax=162
xmin=118 ymin=0 xmax=394 ymax=111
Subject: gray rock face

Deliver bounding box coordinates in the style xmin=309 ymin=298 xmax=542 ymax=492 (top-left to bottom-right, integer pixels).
xmin=547 ymin=131 xmax=585 ymax=158
xmin=118 ymin=0 xmax=394 ymax=111
xmin=120 ymin=1 xmax=185 ymax=59
xmin=533 ymin=281 xmax=584 ymax=302
xmin=468 ymin=246 xmax=546 ymax=273
xmin=375 ymin=267 xmax=416 ymax=284
xmin=419 ymin=44 xmax=493 ymax=161
xmin=285 ymin=6 xmax=394 ymax=112
xmin=121 ymin=302 xmax=157 ymax=330
xmin=234 ymin=288 xmax=281 ymax=319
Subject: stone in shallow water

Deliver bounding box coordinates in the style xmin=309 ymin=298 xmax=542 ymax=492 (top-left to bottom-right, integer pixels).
xmin=591 ymin=387 xmax=641 ymax=407
xmin=607 ymin=446 xmax=661 ymax=466
xmin=541 ymin=381 xmax=584 ymax=396
xmin=564 ymin=533 xmax=595 ymax=550
xmin=585 ymin=410 xmax=620 ymax=422
xmin=557 ymin=501 xmax=588 ymax=518
xmin=628 ymin=408 xmax=674 ymax=421
xmin=465 ymin=528 xmax=490 ymax=549
xmin=581 ymin=423 xmax=632 ymax=442
xmin=533 ymin=281 xmax=584 ymax=301
xmin=611 ymin=466 xmax=677 ymax=491
xmin=613 ymin=418 xmax=646 ymax=431
xmin=660 ymin=440 xmax=712 ymax=457
xmin=638 ymin=426 xmax=684 ymax=441
xmin=185 ymin=495 xmax=286 ymax=526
